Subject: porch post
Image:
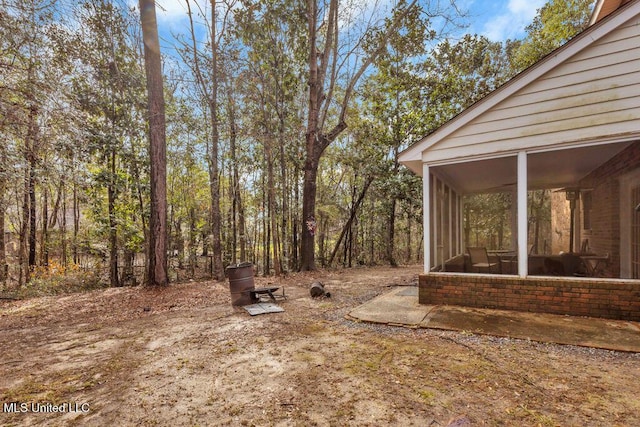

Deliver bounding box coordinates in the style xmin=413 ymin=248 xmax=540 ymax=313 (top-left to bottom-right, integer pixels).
xmin=458 ymin=195 xmax=464 ymax=257
xmin=510 ymin=189 xmax=517 ymax=252
xmin=423 ymin=163 xmax=431 ymax=273
xmin=517 ymin=151 xmax=528 ymax=277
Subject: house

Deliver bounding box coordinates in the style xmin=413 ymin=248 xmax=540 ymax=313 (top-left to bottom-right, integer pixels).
xmin=398 ymin=0 xmax=640 ymax=320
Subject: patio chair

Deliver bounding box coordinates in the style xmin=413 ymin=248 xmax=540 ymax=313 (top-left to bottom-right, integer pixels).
xmin=467 ymin=247 xmax=499 ymax=273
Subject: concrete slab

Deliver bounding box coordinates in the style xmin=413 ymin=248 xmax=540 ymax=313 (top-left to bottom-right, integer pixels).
xmin=348 ymin=286 xmax=640 ymax=353
xmin=348 ymin=286 xmax=431 ymax=326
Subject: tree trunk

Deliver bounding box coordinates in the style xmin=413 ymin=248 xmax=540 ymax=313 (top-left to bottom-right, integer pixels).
xmin=208 ymin=0 xmax=224 ymax=281
xmin=346 ymin=225 xmax=353 ymax=267
xmin=300 ymin=0 xmax=322 ymax=272
xmin=140 ymin=0 xmax=168 ymax=286
xmin=108 ymin=150 xmax=120 ymax=287
xmin=0 ymin=197 xmax=6 ymax=283
xmin=73 ymin=179 xmax=79 ymax=264
xmin=498 ymin=203 xmax=505 ymax=250
xmin=184 ymin=0 xmax=224 ymax=279
xmin=61 ymin=183 xmax=67 ymax=267
xmin=175 ymin=219 xmax=184 ymax=268
xmin=209 ymin=157 xmax=224 ymax=280
xmin=19 ymin=166 xmax=30 ymax=286
xmin=0 ymin=145 xmax=6 ymax=283
xmin=264 ymin=136 xmax=282 ymax=276
xmin=121 ymin=247 xmax=135 ymax=286
xmin=406 ymin=206 xmax=412 ymax=262
xmin=26 ymin=60 xmax=38 ymax=274
xmin=278 ymin=114 xmax=289 ymax=271
xmin=318 ymin=215 xmax=327 ymax=266
xmin=464 ymin=205 xmax=471 ymax=247
xmin=229 ymin=161 xmax=237 ymax=265
xmin=300 ymin=156 xmax=319 ymax=270
xmin=531 ymin=190 xmax=547 ymax=255
xmin=189 ymin=206 xmax=197 ymax=277
xmin=292 ymin=164 xmax=300 ymax=269
xmin=41 ymin=183 xmax=49 ymax=267
xmin=28 ymin=151 xmax=36 ymax=269
xmin=48 ymin=178 xmax=63 ymax=230
xmin=228 ymin=83 xmax=246 ymax=262
xmin=368 ymin=198 xmax=375 ymax=263
xmin=300 ymin=0 xmax=413 ymax=269
xmin=387 ymin=146 xmax=400 ymax=267
xmin=387 ymin=198 xmax=398 ymax=267
xmin=262 ymin=171 xmax=269 ymax=275
xmin=328 ymin=176 xmax=373 ymax=266
xmin=237 ymin=188 xmax=247 ymax=263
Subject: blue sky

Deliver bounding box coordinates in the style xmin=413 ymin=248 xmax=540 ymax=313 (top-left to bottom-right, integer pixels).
xmin=149 ymin=0 xmax=548 ymax=43
xmin=464 ymin=0 xmax=547 ymax=41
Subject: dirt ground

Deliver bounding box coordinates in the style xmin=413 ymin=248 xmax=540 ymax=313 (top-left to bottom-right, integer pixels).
xmin=1 ymin=265 xmax=639 ymax=426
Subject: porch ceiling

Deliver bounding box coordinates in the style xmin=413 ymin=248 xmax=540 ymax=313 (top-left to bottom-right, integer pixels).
xmin=433 ymin=142 xmax=633 ymax=194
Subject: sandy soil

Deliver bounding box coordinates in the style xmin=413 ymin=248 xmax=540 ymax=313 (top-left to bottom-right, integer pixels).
xmin=1 ymin=265 xmax=639 ymax=426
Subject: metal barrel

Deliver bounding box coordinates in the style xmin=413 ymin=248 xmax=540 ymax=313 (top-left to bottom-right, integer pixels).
xmin=226 ymin=262 xmax=256 ymax=306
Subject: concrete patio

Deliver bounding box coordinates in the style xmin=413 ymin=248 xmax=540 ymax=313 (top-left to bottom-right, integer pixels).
xmin=348 ymin=286 xmax=640 ymax=353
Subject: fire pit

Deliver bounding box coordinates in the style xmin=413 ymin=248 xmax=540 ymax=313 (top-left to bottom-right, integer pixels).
xmin=226 ymin=262 xmax=256 ymax=306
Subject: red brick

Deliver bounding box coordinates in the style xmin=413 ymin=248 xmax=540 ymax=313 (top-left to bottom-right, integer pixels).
xmin=419 ymin=274 xmax=640 ymax=321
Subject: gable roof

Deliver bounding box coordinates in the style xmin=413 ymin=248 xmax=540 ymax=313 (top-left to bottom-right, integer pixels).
xmin=399 ymin=0 xmax=640 ymax=175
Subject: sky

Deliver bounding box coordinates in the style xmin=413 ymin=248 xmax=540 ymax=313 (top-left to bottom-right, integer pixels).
xmin=466 ymin=0 xmax=547 ymax=41
xmin=149 ymin=0 xmax=549 ymax=43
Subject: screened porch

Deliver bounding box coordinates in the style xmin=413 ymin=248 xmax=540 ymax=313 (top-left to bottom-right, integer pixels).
xmin=424 ymin=141 xmax=639 ymax=280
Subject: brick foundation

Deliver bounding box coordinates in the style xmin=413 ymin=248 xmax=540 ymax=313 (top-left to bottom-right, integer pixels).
xmin=419 ymin=274 xmax=640 ymax=321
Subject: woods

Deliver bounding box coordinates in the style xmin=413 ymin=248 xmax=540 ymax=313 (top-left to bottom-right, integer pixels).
xmin=0 ymin=0 xmax=594 ymax=290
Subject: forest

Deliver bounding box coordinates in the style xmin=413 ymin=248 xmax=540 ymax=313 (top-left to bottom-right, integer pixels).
xmin=0 ymin=0 xmax=594 ymax=291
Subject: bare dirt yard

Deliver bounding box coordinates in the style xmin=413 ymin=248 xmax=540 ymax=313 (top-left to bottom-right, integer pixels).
xmin=1 ymin=265 xmax=639 ymax=426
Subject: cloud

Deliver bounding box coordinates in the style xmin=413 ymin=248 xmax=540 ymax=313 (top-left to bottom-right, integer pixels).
xmin=154 ymin=0 xmax=188 ymax=22
xmin=477 ymin=0 xmax=546 ymax=41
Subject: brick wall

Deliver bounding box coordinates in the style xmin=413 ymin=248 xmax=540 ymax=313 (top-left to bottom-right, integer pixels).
xmin=419 ymin=273 xmax=640 ymax=321
xmin=579 ymin=140 xmax=640 ymax=277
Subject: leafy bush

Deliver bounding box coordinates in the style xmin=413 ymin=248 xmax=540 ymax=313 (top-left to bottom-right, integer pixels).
xmin=16 ymin=262 xmax=107 ymax=298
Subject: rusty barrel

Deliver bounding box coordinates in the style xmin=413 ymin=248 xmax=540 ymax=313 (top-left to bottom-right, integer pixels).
xmin=226 ymin=262 xmax=256 ymax=306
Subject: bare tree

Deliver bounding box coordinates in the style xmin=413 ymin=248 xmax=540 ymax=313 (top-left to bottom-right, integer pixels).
xmin=180 ymin=0 xmax=226 ymax=280
xmin=301 ymin=0 xmax=420 ymax=270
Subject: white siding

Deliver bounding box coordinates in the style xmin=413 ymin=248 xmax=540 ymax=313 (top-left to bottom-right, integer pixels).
xmin=422 ymin=16 xmax=640 ymax=163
